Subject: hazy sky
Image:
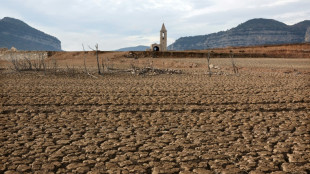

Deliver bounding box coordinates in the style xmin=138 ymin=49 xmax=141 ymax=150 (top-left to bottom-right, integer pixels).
xmin=1 ymin=0 xmax=309 ymax=51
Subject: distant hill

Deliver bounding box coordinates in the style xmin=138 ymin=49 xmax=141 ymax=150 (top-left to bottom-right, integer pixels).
xmin=116 ymin=45 xmax=149 ymax=51
xmin=0 ymin=17 xmax=61 ymax=51
xmin=169 ymin=18 xmax=310 ymax=50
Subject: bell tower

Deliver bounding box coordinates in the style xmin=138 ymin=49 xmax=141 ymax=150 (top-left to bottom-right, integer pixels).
xmin=160 ymin=23 xmax=167 ymax=51
xmin=150 ymin=23 xmax=168 ymax=51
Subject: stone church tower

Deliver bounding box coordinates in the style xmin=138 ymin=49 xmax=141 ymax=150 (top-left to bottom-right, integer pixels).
xmin=150 ymin=23 xmax=167 ymax=51
xmin=160 ymin=23 xmax=167 ymax=51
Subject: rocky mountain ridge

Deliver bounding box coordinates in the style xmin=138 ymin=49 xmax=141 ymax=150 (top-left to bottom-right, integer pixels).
xmin=0 ymin=17 xmax=61 ymax=51
xmin=169 ymin=18 xmax=310 ymax=50
xmin=115 ymin=45 xmax=149 ymax=51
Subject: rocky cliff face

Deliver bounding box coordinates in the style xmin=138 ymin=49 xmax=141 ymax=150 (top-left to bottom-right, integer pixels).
xmin=305 ymin=27 xmax=310 ymax=42
xmin=169 ymin=19 xmax=310 ymax=50
xmin=0 ymin=17 xmax=61 ymax=51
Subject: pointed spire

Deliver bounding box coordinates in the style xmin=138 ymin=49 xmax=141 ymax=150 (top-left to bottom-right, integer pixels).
xmin=161 ymin=23 xmax=167 ymax=32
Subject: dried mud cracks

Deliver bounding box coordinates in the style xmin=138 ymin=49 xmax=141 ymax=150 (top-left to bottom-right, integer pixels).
xmin=0 ymin=73 xmax=309 ymax=173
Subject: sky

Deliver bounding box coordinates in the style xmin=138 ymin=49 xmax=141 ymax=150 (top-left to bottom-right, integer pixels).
xmin=1 ymin=0 xmax=309 ymax=51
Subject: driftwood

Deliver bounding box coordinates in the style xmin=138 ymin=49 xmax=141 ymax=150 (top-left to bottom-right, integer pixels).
xmin=131 ymin=67 xmax=182 ymax=75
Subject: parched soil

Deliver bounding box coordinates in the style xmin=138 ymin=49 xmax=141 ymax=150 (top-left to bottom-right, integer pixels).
xmin=1 ymin=62 xmax=309 ymax=174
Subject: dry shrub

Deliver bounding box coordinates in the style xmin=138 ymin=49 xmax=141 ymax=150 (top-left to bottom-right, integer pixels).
xmin=9 ymin=53 xmax=84 ymax=76
xmin=10 ymin=53 xmax=47 ymax=72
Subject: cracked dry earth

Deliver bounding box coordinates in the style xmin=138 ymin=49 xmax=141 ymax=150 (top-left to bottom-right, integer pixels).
xmin=0 ymin=72 xmax=309 ymax=174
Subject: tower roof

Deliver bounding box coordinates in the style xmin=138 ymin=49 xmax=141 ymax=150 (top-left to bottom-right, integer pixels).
xmin=161 ymin=23 xmax=167 ymax=32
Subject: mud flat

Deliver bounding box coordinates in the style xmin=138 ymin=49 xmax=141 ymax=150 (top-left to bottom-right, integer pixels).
xmin=0 ymin=53 xmax=310 ymax=174
xmin=0 ymin=57 xmax=310 ymax=173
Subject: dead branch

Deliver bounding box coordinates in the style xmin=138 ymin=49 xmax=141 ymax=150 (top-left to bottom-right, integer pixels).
xmin=89 ymin=44 xmax=101 ymax=75
xmin=230 ymin=50 xmax=239 ymax=75
xmin=207 ymin=51 xmax=212 ymax=77
xmin=24 ymin=57 xmax=32 ymax=70
xmin=41 ymin=53 xmax=46 ymax=75
xmin=82 ymin=44 xmax=88 ymax=74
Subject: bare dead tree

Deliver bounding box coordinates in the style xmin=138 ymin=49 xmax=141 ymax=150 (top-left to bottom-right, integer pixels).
xmin=9 ymin=52 xmax=48 ymax=73
xmin=207 ymin=50 xmax=212 ymax=77
xmin=10 ymin=56 xmax=21 ymax=72
xmin=40 ymin=53 xmax=46 ymax=75
xmin=89 ymin=44 xmax=101 ymax=75
xmin=95 ymin=44 xmax=100 ymax=74
xmin=10 ymin=57 xmax=31 ymax=71
xmin=101 ymin=57 xmax=105 ymax=72
xmin=82 ymin=44 xmax=88 ymax=74
xmin=51 ymin=56 xmax=57 ymax=74
xmin=205 ymin=45 xmax=212 ymax=77
xmin=8 ymin=52 xmax=58 ymax=75
xmin=81 ymin=44 xmax=98 ymax=78
xmin=33 ymin=57 xmax=41 ymax=71
xmin=230 ymin=50 xmax=238 ymax=74
xmin=24 ymin=57 xmax=32 ymax=70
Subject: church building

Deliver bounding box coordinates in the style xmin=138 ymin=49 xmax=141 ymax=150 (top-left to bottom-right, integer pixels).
xmin=150 ymin=23 xmax=167 ymax=51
